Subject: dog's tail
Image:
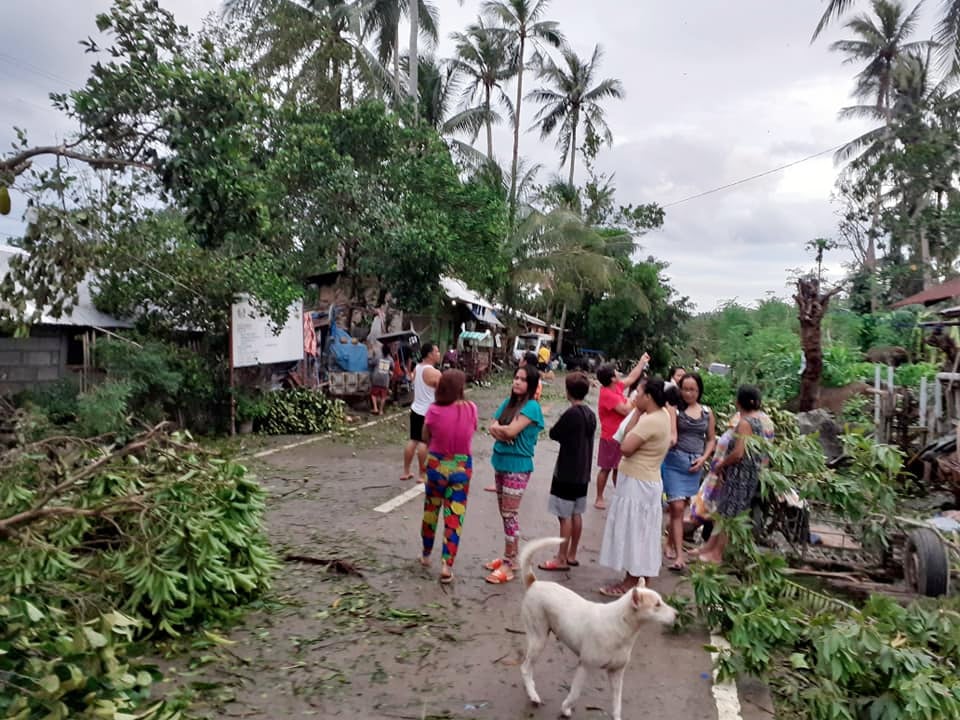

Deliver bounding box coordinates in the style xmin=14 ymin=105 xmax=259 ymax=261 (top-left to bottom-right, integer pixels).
xmin=517 ymin=537 xmax=564 ymax=589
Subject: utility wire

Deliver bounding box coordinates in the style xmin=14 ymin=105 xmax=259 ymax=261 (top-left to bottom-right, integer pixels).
xmin=0 ymin=51 xmax=75 ymax=89
xmin=662 ymin=142 xmax=847 ymax=208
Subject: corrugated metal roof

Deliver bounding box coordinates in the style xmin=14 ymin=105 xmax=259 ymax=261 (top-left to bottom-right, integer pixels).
xmin=440 ymin=276 xmax=495 ymax=310
xmin=0 ymin=245 xmax=133 ymax=329
xmin=891 ymin=277 xmax=960 ymax=308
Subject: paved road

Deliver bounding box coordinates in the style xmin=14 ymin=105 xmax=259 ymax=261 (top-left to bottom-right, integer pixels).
xmin=194 ymin=383 xmax=772 ymax=720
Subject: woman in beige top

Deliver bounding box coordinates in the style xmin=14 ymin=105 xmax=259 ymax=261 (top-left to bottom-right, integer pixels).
xmin=598 ymin=378 xmax=672 ymax=596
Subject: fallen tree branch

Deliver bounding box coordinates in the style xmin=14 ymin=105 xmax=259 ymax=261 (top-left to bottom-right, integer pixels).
xmin=0 ymin=496 xmax=147 ymax=539
xmin=283 ymin=555 xmax=363 ymax=577
xmin=0 ymin=424 xmax=167 ymax=536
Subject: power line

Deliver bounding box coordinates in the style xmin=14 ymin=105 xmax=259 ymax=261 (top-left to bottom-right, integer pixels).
xmin=0 ymin=51 xmax=75 ymax=89
xmin=662 ymin=142 xmax=847 ymax=209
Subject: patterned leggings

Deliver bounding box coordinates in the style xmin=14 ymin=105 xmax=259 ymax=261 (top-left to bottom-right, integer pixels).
xmin=421 ymin=453 xmax=472 ymax=566
xmin=495 ymin=471 xmax=531 ymax=562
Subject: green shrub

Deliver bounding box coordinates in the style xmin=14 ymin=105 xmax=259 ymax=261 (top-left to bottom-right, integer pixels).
xmin=822 ymin=345 xmax=874 ymax=387
xmin=701 ymin=371 xmax=734 ymax=414
xmin=19 ymin=377 xmax=80 ymax=424
xmin=0 ymin=600 xmax=169 ymax=720
xmin=261 ymin=389 xmax=346 ymax=435
xmin=73 ymin=380 xmax=134 ymax=437
xmin=95 ymin=338 xmax=221 ymax=429
xmin=894 ymin=362 xmax=938 ymax=389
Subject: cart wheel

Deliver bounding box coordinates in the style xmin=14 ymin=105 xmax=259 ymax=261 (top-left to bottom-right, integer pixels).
xmin=903 ymin=528 xmax=950 ymax=597
xmin=781 ymin=505 xmax=811 ymax=545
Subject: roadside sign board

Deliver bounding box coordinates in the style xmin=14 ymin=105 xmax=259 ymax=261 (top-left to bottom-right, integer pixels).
xmin=231 ymin=295 xmax=304 ymax=368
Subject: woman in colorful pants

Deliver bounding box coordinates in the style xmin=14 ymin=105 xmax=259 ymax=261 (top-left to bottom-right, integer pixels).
xmin=483 ymin=366 xmax=544 ymax=584
xmin=420 ymin=370 xmax=478 ymax=584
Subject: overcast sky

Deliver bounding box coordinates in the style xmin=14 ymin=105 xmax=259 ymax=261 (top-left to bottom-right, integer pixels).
xmin=0 ymin=1 xmax=937 ymax=311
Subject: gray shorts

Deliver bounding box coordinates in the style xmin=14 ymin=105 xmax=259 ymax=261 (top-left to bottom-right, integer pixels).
xmin=548 ymin=494 xmax=587 ymax=519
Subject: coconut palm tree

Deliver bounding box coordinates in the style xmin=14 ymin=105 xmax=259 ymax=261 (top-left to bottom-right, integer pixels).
xmin=829 ymin=0 xmax=929 ymax=114
xmin=506 ymin=206 xmax=619 ymax=353
xmin=481 ymin=0 xmax=564 ymax=216
xmin=362 ymin=0 xmax=439 ymax=99
xmin=449 ymin=20 xmax=517 ymax=159
xmin=828 ymin=0 xmax=932 ymax=307
xmin=814 ymin=0 xmax=960 ymax=68
xmin=527 ymin=45 xmax=624 ymax=187
xmin=224 ymin=0 xmax=389 ymax=110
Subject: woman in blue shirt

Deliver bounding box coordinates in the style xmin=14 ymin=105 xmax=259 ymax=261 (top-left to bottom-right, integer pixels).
xmin=483 ymin=366 xmax=544 ymax=583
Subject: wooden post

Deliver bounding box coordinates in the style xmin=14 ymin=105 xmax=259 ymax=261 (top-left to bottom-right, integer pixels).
xmin=919 ymin=376 xmax=928 ymax=429
xmin=229 ymin=307 xmax=236 ymax=437
xmin=935 ymin=377 xmax=943 ymax=428
xmin=888 ymin=365 xmax=896 ymax=443
xmin=874 ymin=365 xmax=881 ymax=429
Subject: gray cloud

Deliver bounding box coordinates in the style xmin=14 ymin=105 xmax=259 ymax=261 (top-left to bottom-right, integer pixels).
xmin=1 ymin=0 xmax=931 ymax=309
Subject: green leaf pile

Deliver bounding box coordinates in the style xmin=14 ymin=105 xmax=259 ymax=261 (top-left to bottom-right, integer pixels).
xmin=1 ymin=427 xmax=276 ymax=718
xmin=260 ymin=389 xmax=347 ymax=435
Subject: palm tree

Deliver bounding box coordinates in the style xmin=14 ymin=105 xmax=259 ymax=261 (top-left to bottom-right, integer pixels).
xmin=362 ymin=1 xmax=439 ymax=99
xmin=527 ymin=45 xmax=624 ymax=187
xmin=813 ymin=0 xmax=960 ymax=68
xmin=829 ymin=0 xmax=931 ymax=307
xmin=507 ymin=206 xmax=618 ymax=354
xmin=449 ymin=20 xmax=517 ymax=159
xmin=224 ymin=0 xmax=387 ymax=110
xmin=482 ymin=0 xmax=564 ymax=216
xmin=829 ymin=0 xmax=929 ymax=115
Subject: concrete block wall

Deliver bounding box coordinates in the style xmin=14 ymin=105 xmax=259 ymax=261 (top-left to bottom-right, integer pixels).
xmin=0 ymin=331 xmax=68 ymax=394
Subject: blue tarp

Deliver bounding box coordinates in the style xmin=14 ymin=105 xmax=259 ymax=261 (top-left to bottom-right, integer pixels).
xmin=329 ymin=324 xmax=369 ymax=372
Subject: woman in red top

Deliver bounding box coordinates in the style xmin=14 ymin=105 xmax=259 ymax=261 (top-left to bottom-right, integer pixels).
xmin=420 ymin=370 xmax=478 ymax=584
xmin=594 ymin=354 xmax=649 ymax=509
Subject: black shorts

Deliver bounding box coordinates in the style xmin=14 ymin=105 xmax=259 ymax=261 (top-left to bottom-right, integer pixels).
xmin=538 ymin=362 xmax=549 ymax=372
xmin=409 ymin=410 xmax=426 ymax=442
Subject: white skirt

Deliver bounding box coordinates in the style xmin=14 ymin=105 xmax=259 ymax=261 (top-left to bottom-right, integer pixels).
xmin=599 ymin=473 xmax=663 ymax=578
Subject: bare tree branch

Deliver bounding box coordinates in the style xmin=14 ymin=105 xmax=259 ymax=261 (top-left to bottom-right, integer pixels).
xmin=0 ymin=145 xmax=155 ymax=179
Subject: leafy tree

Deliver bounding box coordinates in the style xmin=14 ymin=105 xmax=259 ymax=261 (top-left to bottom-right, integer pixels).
xmin=829 ymin=0 xmax=931 ymax=308
xmin=0 ymin=0 xmax=300 ymax=332
xmin=581 ymin=259 xmax=690 ymax=369
xmin=527 ymin=44 xmax=624 ymax=186
xmin=505 ymin=205 xmax=617 ymax=353
xmin=0 ymin=1 xmax=507 ymax=334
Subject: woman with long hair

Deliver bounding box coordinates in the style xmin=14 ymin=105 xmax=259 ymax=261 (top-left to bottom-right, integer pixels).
xmin=662 ymin=372 xmax=716 ymax=571
xmin=420 ymin=370 xmax=478 ymax=584
xmin=695 ymin=385 xmax=771 ymax=565
xmin=598 ymin=377 xmax=672 ymax=596
xmin=483 ymin=365 xmax=544 ymax=584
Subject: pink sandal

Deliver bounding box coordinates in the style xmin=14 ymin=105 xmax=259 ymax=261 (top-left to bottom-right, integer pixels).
xmin=485 ymin=566 xmax=514 ymax=584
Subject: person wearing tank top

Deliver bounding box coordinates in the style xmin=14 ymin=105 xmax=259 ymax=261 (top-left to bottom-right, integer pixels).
xmin=662 ymin=373 xmax=715 ymax=571
xmin=402 ymin=343 xmax=442 ymax=482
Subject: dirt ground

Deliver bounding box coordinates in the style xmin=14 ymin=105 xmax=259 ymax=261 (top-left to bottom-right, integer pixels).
xmin=163 ymin=379 xmax=769 ymax=720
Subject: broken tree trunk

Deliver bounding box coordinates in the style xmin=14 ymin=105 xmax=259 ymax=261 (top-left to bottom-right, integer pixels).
xmin=795 ymin=276 xmax=843 ymax=412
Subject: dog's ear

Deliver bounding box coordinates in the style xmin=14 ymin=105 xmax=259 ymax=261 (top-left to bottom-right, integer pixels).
xmin=635 ymin=577 xmax=646 ymax=588
xmin=631 ymin=588 xmax=660 ymax=609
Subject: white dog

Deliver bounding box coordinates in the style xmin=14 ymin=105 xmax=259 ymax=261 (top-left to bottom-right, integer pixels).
xmin=517 ymin=537 xmax=678 ymax=720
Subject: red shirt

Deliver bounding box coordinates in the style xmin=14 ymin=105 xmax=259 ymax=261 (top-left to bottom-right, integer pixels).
xmin=598 ymin=382 xmax=626 ymax=439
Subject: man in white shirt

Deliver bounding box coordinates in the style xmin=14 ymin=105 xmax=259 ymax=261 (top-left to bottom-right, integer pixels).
xmin=402 ymin=342 xmax=442 ymax=482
